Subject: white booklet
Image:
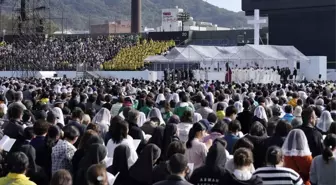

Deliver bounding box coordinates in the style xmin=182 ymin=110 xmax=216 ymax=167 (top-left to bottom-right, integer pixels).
xmin=187 ymin=163 xmax=194 ymax=174
xmin=144 ymin=134 xmax=152 ymax=141
xmin=111 ymin=172 xmax=120 ymax=185
xmin=133 ymin=139 xmax=141 ymax=149
xmin=0 ymin=135 xmax=16 ymax=152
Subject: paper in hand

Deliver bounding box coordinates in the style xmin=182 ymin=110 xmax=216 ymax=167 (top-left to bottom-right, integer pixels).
xmin=0 ymin=135 xmax=16 ymax=152
xmin=133 ymin=139 xmax=141 ymax=149
xmin=111 ymin=172 xmax=120 ymax=185
xmin=187 ymin=163 xmax=194 ymax=174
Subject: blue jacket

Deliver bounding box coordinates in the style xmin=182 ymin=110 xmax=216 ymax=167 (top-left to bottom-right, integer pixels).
xmin=282 ymin=113 xmax=294 ymax=123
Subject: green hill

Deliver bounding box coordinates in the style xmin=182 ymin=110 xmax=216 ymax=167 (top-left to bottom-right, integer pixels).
xmin=0 ymin=0 xmax=248 ymax=30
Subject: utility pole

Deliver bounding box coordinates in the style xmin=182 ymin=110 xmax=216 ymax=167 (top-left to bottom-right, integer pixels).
xmin=177 ymin=12 xmax=190 ymax=32
xmin=62 ymin=10 xmax=64 ymax=35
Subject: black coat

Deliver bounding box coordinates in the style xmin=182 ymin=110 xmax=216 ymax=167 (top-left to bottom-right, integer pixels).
xmin=189 ymin=166 xmax=226 ymax=185
xmin=219 ymin=173 xmax=263 ymax=185
xmin=237 ymin=110 xmax=254 ymax=134
xmin=128 ymin=123 xmax=145 ymax=154
xmin=298 ymin=124 xmax=323 ymax=157
xmin=152 ymin=162 xmax=170 ymax=184
xmin=3 ymin=120 xmax=26 ymax=152
xmin=244 ymin=134 xmax=268 ymax=169
xmin=153 ymin=175 xmax=193 ymax=185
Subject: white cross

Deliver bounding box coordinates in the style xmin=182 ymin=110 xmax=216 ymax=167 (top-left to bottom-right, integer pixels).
xmin=247 ymin=9 xmax=267 ymax=45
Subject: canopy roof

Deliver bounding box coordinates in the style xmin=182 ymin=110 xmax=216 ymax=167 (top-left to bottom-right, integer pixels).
xmin=144 ymin=44 xmax=309 ymax=69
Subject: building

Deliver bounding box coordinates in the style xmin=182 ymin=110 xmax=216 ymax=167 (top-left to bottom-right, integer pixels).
xmin=158 ymin=6 xmax=230 ymax=32
xmin=90 ymin=20 xmax=131 ymax=34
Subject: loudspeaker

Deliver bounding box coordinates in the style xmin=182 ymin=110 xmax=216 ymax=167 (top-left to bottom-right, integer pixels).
xmin=296 ymin=62 xmax=300 ymax=69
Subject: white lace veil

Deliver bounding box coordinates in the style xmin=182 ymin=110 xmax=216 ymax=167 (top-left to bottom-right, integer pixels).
xmin=234 ymin=102 xmax=243 ymax=113
xmin=52 ymin=107 xmax=65 ymax=126
xmin=254 ymin=106 xmax=268 ymax=122
xmin=155 ymin=93 xmax=165 ymax=104
xmin=92 ymin=108 xmax=111 ymax=126
xmin=193 ymin=112 xmax=202 ymax=122
xmin=316 ymin=111 xmax=334 ymax=133
xmin=148 ymin=107 xmax=165 ymax=125
xmin=282 ymin=129 xmax=311 ymax=156
xmin=137 ymin=111 xmax=146 ymax=127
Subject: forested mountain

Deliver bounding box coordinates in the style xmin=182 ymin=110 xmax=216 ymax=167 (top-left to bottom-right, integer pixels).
xmin=0 ymin=0 xmax=247 ymax=30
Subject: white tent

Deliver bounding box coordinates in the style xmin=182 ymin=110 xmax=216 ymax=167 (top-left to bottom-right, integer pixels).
xmin=144 ymin=44 xmax=309 ymax=71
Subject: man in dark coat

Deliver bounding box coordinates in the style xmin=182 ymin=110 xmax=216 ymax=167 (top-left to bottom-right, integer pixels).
xmin=236 ymin=100 xmax=254 ymax=134
xmin=153 ymin=154 xmax=192 ymax=185
xmin=299 ymin=107 xmax=323 ymax=157
xmin=3 ymin=104 xmax=25 ymax=152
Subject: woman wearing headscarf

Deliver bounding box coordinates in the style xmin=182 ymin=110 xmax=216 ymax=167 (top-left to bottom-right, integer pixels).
xmin=92 ymin=107 xmax=111 ymax=137
xmin=161 ymin=124 xmax=179 ymax=160
xmin=292 ymin=106 xmax=303 ymax=128
xmin=137 ymin=111 xmax=146 ymax=127
xmin=52 ymin=107 xmax=65 ymax=126
xmin=252 ymin=106 xmax=268 ymax=128
xmin=148 ymin=107 xmax=165 ymax=125
xmin=19 ymin=145 xmax=49 ymax=185
xmin=72 ymin=130 xmax=103 ymax=175
xmin=156 ymin=93 xmax=166 ymax=105
xmin=282 ymin=129 xmax=313 ymax=185
xmin=128 ymin=144 xmax=161 ymax=185
xmin=148 ymin=126 xmax=165 ymax=161
xmin=75 ymin=143 xmax=113 ymax=185
xmin=193 ymin=112 xmax=202 ymax=123
xmin=189 ymin=139 xmax=227 ymax=185
xmin=234 ymin=101 xmax=243 ymax=114
xmin=106 ymin=119 xmax=138 ymax=167
xmin=316 ymin=111 xmax=334 ymax=135
xmin=107 ymin=145 xmax=131 ymax=185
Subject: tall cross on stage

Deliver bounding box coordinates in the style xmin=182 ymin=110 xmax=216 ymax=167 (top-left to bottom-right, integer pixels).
xmin=247 ymin=9 xmax=267 ymax=45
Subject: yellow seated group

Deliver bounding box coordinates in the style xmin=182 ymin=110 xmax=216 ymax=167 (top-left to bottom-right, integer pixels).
xmin=102 ymin=39 xmax=175 ymax=71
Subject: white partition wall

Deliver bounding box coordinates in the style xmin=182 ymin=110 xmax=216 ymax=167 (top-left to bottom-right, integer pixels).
xmin=300 ymin=56 xmax=327 ymax=81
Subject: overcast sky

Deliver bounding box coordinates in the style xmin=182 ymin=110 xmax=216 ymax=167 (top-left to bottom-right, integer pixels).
xmin=206 ymin=0 xmax=242 ymax=12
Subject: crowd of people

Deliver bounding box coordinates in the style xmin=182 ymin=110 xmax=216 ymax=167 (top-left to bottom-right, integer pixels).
xmin=0 ymin=77 xmax=334 ymax=185
xmin=0 ymin=35 xmax=139 ymax=71
xmin=102 ymin=39 xmax=175 ymax=71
